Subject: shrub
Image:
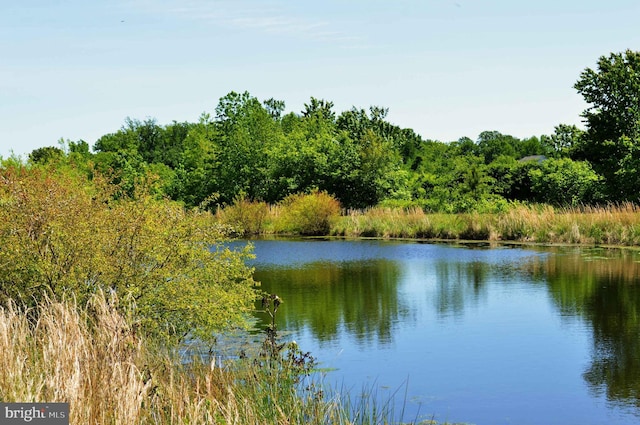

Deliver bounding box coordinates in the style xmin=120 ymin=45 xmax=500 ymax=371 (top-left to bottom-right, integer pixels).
xmin=529 ymin=158 xmax=605 ymax=206
xmin=0 ymin=164 xmax=257 ymax=344
xmin=217 ymin=194 xmax=269 ymax=236
xmin=279 ymin=190 xmax=341 ymax=235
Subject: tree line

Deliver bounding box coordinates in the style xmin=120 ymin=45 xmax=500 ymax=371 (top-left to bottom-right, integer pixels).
xmin=28 ymin=49 xmax=640 ymax=212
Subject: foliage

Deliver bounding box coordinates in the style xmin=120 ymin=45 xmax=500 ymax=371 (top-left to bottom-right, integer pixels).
xmin=575 ymin=50 xmax=640 ymax=144
xmin=216 ymin=194 xmax=269 ymax=236
xmin=24 ymin=51 xmax=640 ymax=211
xmin=167 ymin=113 xmax=219 ymax=207
xmin=614 ymin=136 xmax=640 ymax=201
xmin=28 ymin=146 xmax=65 ymax=164
xmin=529 ymin=158 xmax=605 ymax=206
xmin=213 ymin=91 xmax=276 ymax=204
xmin=547 ymin=124 xmax=584 ymax=157
xmin=0 ymin=164 xmax=257 ymax=344
xmin=277 ymin=190 xmax=341 ymax=236
xmin=573 ymin=49 xmax=640 ymax=198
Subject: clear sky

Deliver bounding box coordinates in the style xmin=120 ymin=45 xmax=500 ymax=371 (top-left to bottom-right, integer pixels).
xmin=2 ymin=0 xmax=639 ymax=158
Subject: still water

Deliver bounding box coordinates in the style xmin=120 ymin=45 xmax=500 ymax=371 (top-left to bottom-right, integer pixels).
xmin=241 ymin=239 xmax=640 ymax=425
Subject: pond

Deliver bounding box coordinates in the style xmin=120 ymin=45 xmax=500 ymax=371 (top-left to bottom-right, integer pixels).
xmin=239 ymin=239 xmax=640 ymax=425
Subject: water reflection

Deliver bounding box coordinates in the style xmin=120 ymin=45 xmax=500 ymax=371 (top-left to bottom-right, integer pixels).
xmin=253 ymin=259 xmax=408 ymax=347
xmin=246 ymin=240 xmax=640 ymax=422
xmin=541 ymin=248 xmax=640 ymax=410
xmin=433 ymin=261 xmax=489 ymax=318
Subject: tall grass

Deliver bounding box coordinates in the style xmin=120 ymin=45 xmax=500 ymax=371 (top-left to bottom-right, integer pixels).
xmin=216 ymin=195 xmax=269 ymax=237
xmin=0 ymin=292 xmax=151 ymax=424
xmin=0 ymin=292 xmax=447 ymax=424
xmin=496 ymin=203 xmax=640 ymax=245
xmin=217 ymin=198 xmax=640 ymax=245
xmin=331 ymin=207 xmax=494 ymax=241
xmin=332 ymin=203 xmax=640 ymax=246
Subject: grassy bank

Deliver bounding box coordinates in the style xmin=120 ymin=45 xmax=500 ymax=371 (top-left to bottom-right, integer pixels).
xmin=217 ymin=193 xmax=640 ymax=246
xmin=331 ymin=204 xmax=640 ymax=245
xmin=0 ymin=293 xmax=454 ymax=425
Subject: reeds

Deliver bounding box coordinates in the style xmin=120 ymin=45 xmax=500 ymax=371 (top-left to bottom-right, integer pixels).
xmin=496 ymin=203 xmax=640 ymax=245
xmin=0 ymin=292 xmax=151 ymax=424
xmin=331 ymin=203 xmax=640 ymax=246
xmin=331 ymin=207 xmax=494 ymax=241
xmin=216 ymin=198 xmax=640 ymax=246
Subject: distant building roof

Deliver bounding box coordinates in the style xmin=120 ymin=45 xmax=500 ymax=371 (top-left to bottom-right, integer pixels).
xmin=518 ymin=155 xmax=547 ymax=163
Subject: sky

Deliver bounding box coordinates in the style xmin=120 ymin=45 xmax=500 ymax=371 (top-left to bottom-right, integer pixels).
xmin=2 ymin=0 xmax=640 ymax=159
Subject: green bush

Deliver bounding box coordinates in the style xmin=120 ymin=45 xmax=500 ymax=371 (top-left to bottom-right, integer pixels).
xmin=279 ymin=190 xmax=341 ymax=235
xmin=217 ymin=194 xmax=269 ymax=236
xmin=0 ymin=164 xmax=257 ymax=344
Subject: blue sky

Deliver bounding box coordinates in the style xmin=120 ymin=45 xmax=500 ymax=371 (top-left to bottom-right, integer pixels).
xmin=2 ymin=0 xmax=639 ymax=158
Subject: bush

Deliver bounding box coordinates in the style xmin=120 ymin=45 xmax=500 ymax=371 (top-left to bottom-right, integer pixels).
xmin=0 ymin=164 xmax=257 ymax=344
xmin=279 ymin=190 xmax=341 ymax=235
xmin=217 ymin=195 xmax=269 ymax=236
xmin=529 ymin=158 xmax=605 ymax=206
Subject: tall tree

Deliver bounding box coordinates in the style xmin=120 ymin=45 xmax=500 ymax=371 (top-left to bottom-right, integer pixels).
xmin=302 ymin=97 xmax=336 ymax=122
xmin=573 ymin=50 xmax=640 ymax=199
xmin=214 ymin=91 xmax=279 ymax=203
xmin=29 ymin=146 xmax=64 ymax=164
xmin=575 ymin=50 xmax=640 ymax=144
xmin=549 ymin=124 xmax=584 ymax=157
xmin=475 ymin=131 xmax=518 ymax=163
xmin=263 ymin=97 xmax=286 ymax=121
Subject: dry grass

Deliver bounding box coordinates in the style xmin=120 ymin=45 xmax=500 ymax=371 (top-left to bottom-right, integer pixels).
xmin=331 ymin=203 xmax=640 ymax=246
xmin=0 ymin=292 xmax=151 ymax=424
xmin=332 ymin=207 xmax=492 ymax=241
xmin=216 ymin=197 xmax=640 ymax=246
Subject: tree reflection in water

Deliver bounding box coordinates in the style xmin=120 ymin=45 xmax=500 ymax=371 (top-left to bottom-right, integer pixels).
xmin=253 ymin=241 xmax=640 ymax=414
xmin=433 ymin=260 xmax=489 ymax=318
xmin=537 ymin=248 xmax=640 ymax=409
xmin=253 ymin=259 xmax=409 ymax=348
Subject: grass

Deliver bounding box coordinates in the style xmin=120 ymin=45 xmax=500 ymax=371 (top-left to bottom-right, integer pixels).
xmin=332 ymin=203 xmax=640 ymax=246
xmin=0 ymin=291 xmax=460 ymax=425
xmin=217 ymin=197 xmax=640 ymax=246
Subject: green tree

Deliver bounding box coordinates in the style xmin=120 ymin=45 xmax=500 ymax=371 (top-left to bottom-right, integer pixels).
xmin=214 ymin=91 xmax=279 ymax=203
xmin=573 ymin=50 xmax=640 ymax=198
xmin=265 ymin=111 xmax=337 ymax=201
xmin=517 ymin=135 xmax=549 ymax=158
xmin=351 ymin=129 xmax=404 ymax=207
xmin=169 ymin=113 xmax=220 ymax=208
xmin=29 ymin=146 xmax=64 ymax=164
xmin=575 ymin=50 xmax=640 ymax=145
xmin=612 ymin=136 xmax=640 ymax=201
xmin=487 ymin=155 xmax=519 ymax=198
xmin=529 ymin=158 xmax=604 ymax=205
xmin=302 ymin=97 xmax=336 ymax=122
xmin=161 ymin=121 xmax=192 ymax=168
xmin=476 ymin=131 xmax=517 ymax=163
xmin=93 ymin=149 xmax=148 ymax=198
xmin=94 ymin=117 xmax=141 ymax=154
xmin=263 ymin=97 xmax=286 ymax=121
xmin=337 ymin=106 xmax=423 ymax=166
xmin=549 ymin=124 xmax=584 ymax=157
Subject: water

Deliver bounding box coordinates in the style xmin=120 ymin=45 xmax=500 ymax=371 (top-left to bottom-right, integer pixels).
xmin=237 ymin=239 xmax=640 ymax=425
